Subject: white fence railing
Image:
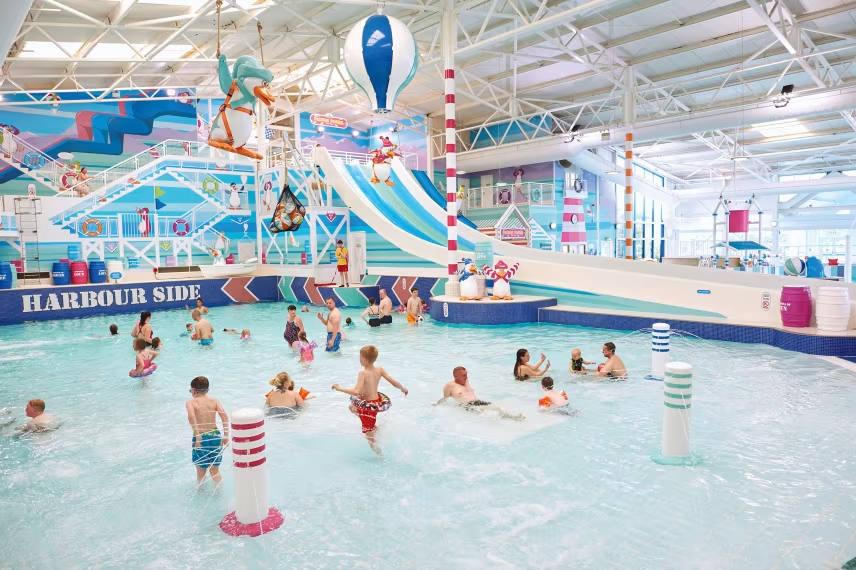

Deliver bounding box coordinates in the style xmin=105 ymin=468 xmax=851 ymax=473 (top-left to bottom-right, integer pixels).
xmin=0 ymin=213 xmax=17 ymax=231
xmin=462 ymin=182 xmax=555 ymax=211
xmin=0 ymin=127 xmax=68 ymax=190
xmin=300 ymin=144 xmax=419 ymax=170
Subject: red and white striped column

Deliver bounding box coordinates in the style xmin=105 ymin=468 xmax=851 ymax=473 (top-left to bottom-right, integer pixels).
xmin=219 ymin=409 xmax=283 ymax=537
xmin=625 ymin=132 xmax=634 ymax=259
xmin=561 ymin=195 xmax=586 ymax=253
xmin=443 ymin=0 xmax=458 ymax=279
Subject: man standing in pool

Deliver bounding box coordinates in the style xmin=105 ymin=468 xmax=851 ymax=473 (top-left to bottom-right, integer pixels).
xmin=332 ymin=345 xmax=408 ymax=455
xmin=378 ymin=289 xmax=393 ymax=325
xmin=317 ymin=297 xmax=343 ymax=352
xmin=185 ymin=376 xmax=229 ymax=486
xmin=192 ymin=309 xmax=214 ymax=345
xmin=595 ymin=342 xmax=627 ymax=378
xmin=436 ymin=367 xmax=524 ymax=420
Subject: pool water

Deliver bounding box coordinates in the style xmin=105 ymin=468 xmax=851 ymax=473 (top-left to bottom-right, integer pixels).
xmin=1 ymin=302 xmax=856 ymax=569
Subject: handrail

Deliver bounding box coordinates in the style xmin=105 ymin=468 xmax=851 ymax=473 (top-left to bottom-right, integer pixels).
xmin=300 ymin=144 xmax=419 ymax=170
xmin=1 ymin=127 xmax=66 ymax=191
xmin=464 ymin=181 xmax=555 ymax=210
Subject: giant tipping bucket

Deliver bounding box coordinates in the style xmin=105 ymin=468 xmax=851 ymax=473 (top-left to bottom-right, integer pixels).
xmin=780 ymin=286 xmax=812 ymax=328
xmin=816 ymin=287 xmax=850 ymax=332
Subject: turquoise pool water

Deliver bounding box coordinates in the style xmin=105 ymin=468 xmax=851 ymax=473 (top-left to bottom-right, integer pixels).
xmin=1 ymin=303 xmax=855 ymax=568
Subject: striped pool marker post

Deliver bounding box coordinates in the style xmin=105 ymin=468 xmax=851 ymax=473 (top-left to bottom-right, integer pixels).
xmin=645 ymin=323 xmax=670 ymax=381
xmin=219 ymin=408 xmax=284 ymax=537
xmin=661 ymin=362 xmax=692 ymax=458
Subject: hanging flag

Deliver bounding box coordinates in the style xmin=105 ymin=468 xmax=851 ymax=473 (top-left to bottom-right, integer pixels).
xmin=155 ymin=199 xmax=167 ymax=210
xmin=264 ymin=126 xmax=275 ymax=140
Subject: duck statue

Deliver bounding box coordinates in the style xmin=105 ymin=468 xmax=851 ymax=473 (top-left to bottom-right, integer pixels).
xmin=208 ymin=54 xmax=275 ymax=161
xmin=483 ymin=260 xmax=519 ymax=300
xmin=457 ymin=257 xmax=482 ymax=301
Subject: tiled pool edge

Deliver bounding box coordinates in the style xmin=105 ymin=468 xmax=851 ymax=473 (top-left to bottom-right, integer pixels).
xmin=539 ymin=307 xmax=856 ymax=358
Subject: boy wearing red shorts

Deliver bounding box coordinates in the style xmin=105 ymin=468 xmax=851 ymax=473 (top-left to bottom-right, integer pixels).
xmin=332 ymin=345 xmax=408 ymax=455
xmin=335 ymin=239 xmax=349 ymax=287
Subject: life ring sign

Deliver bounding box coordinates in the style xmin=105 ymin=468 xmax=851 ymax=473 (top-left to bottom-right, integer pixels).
xmin=530 ymin=187 xmax=542 ymax=202
xmin=498 ymin=187 xmax=512 ymax=204
xmin=202 ymin=177 xmax=219 ymax=195
xmin=82 ymin=218 xmax=102 ymax=237
xmin=173 ymin=219 xmax=190 ymax=236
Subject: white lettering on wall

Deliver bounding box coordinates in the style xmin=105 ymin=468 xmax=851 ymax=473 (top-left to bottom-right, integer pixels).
xmin=19 ymin=284 xmax=208 ymax=313
xmin=22 ymin=295 xmax=42 ymax=313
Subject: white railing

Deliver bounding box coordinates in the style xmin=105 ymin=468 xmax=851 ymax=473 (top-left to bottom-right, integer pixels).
xmin=168 ymin=169 xmax=251 ymax=210
xmin=678 ymin=235 xmax=715 ymax=257
xmin=0 ymin=127 xmax=67 ymax=190
xmin=300 ymin=144 xmax=419 ymax=170
xmin=463 ymin=182 xmax=555 ymax=211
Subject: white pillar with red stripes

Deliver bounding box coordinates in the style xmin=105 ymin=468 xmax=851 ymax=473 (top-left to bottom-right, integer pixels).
xmin=443 ymin=0 xmax=459 ymax=293
xmin=623 ymin=66 xmax=636 ymax=260
xmin=561 ymin=196 xmax=586 ymax=253
xmin=219 ymin=408 xmax=283 ymax=537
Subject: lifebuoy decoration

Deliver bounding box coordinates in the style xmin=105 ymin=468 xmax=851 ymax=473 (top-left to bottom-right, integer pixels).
xmin=498 ymin=187 xmax=512 ymax=204
xmin=82 ymin=218 xmax=102 ymax=237
xmin=61 ymin=172 xmax=77 ymax=190
xmin=530 ymin=187 xmax=542 ymax=202
xmin=202 ymin=177 xmax=219 ymax=195
xmin=173 ymin=219 xmax=190 ymax=236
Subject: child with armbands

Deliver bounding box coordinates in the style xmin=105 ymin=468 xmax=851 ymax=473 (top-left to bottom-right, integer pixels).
xmin=180 ymin=323 xmax=193 ymax=337
xmin=295 ymin=331 xmax=317 ymax=363
xmin=129 ymin=338 xmax=158 ymax=377
xmin=538 ymin=377 xmax=578 ymax=415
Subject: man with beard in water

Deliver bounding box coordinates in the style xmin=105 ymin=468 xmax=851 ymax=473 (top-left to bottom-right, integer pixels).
xmin=435 ymin=366 xmax=524 ymax=420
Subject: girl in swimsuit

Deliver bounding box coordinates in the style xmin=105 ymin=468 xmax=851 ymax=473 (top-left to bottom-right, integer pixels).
xmin=513 ymin=348 xmax=550 ymax=381
xmin=295 ymin=331 xmax=318 ymax=363
xmin=129 ymin=338 xmax=158 ymax=377
xmin=131 ymin=311 xmax=153 ymax=346
xmin=283 ymin=304 xmax=303 ymax=347
xmin=361 ymin=297 xmax=381 ymax=328
xmin=265 ymin=372 xmax=306 ymax=418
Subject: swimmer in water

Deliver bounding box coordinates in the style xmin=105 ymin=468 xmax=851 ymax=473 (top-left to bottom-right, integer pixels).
xmin=569 ymin=348 xmax=595 ymax=374
xmin=436 ymin=366 xmax=524 ymax=420
xmin=295 ymin=331 xmax=317 ymax=363
xmin=345 ymin=317 xmax=355 ymax=327
xmin=109 ymin=324 xmax=119 ymax=336
xmin=131 ymin=311 xmax=154 ymax=346
xmin=284 ymin=305 xmax=304 ymax=348
xmin=378 ymin=289 xmax=393 ymax=325
xmin=318 ymin=297 xmax=343 ymax=352
xmin=180 ymin=323 xmax=193 ymax=337
xmin=151 ymin=337 xmax=163 ymax=350
xmin=16 ymin=399 xmax=53 ymax=432
xmin=405 ymin=287 xmax=422 ymax=324
xmin=129 ymin=338 xmax=158 ymax=377
xmin=513 ymin=348 xmax=550 ymax=381
xmin=240 ymin=329 xmax=251 ymax=340
xmin=192 ymin=309 xmax=214 ymax=345
xmin=265 ymin=372 xmax=305 ymax=418
xmin=332 ymin=345 xmax=408 ymax=455
xmin=301 ymin=305 xmax=310 ymax=313
xmin=186 ymin=296 xmax=209 ymax=316
xmin=594 ymin=342 xmax=627 ymax=378
xmin=186 ymin=376 xmax=229 ymax=486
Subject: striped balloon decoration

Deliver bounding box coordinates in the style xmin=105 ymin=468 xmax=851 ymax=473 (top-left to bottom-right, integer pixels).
xmin=344 ymin=14 xmax=418 ymax=114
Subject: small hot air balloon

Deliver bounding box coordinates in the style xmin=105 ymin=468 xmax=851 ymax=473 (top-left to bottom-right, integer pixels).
xmin=344 ymin=13 xmax=418 ymax=114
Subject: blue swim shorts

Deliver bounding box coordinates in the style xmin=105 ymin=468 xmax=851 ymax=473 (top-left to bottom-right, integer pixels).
xmin=192 ymin=430 xmax=223 ymax=468
xmin=325 ymin=332 xmax=341 ymax=352
xmin=199 ymin=338 xmax=214 ymax=346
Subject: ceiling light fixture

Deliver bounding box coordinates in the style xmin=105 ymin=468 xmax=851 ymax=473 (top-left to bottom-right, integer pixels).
xmin=167 ymin=88 xmax=176 ymax=96
xmin=605 ymin=167 xmax=619 ymax=175
xmin=773 ymin=84 xmax=794 ymax=108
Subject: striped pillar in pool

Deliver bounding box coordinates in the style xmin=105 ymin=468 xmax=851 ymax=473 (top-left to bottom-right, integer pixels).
xmin=662 ymin=362 xmax=692 ymax=458
xmin=646 ymin=323 xmax=670 ymax=380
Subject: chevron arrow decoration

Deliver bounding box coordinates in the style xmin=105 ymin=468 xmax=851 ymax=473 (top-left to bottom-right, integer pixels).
xmin=326 ymin=212 xmax=336 ymax=222
xmin=154 ymin=186 xmax=166 ymax=198
xmin=160 ymin=241 xmax=171 ymax=252
xmin=105 ymin=242 xmax=118 ymax=253
xmin=155 ymin=199 xmax=167 ymax=210
xmin=222 ymin=277 xmax=258 ymax=303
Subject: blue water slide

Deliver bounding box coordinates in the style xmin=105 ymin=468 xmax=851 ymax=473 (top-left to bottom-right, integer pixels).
xmin=345 ymin=163 xmax=476 ymax=251
xmin=412 ymin=170 xmax=478 ymax=230
xmin=0 ymin=96 xmax=197 ymax=183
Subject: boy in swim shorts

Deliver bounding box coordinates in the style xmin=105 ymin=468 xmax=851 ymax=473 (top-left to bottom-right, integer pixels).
xmin=332 ymin=345 xmax=408 ymax=455
xmin=192 ymin=309 xmax=214 ymax=346
xmin=335 ymin=239 xmax=349 ymax=287
xmin=405 ymin=287 xmax=422 ymax=324
xmin=186 ymin=376 xmax=229 ymax=485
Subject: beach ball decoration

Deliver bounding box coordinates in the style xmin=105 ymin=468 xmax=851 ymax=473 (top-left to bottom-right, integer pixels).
xmin=784 ymin=257 xmax=806 ymax=276
xmin=344 ymin=13 xmax=418 ymax=114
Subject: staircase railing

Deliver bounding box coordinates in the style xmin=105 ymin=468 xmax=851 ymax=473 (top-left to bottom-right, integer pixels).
xmin=299 ymin=144 xmax=419 ymax=170
xmin=167 ymin=169 xmax=251 ymax=210
xmin=0 ymin=127 xmax=67 ymax=190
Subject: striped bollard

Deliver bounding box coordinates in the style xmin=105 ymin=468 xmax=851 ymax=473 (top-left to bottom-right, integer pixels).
xmin=652 ymin=362 xmax=700 ymax=466
xmin=645 ymin=323 xmax=670 ymax=381
xmin=219 ymin=409 xmax=284 ymax=537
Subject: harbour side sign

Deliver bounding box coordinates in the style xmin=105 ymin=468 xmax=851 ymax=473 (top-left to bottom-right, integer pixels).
xmin=21 ymin=284 xmax=201 ymax=313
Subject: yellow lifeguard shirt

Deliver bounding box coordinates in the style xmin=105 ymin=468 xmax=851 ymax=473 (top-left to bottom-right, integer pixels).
xmin=336 ymin=247 xmax=348 ymax=265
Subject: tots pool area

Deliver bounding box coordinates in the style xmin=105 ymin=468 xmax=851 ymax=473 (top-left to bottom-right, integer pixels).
xmin=2 ymin=302 xmax=856 ymax=569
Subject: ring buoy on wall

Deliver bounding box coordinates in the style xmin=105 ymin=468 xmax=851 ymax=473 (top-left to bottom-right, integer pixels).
xmin=61 ymin=172 xmax=77 ymax=191
xmin=498 ymin=187 xmax=511 ymax=204
xmin=173 ymin=219 xmax=190 ymax=236
xmin=23 ymin=152 xmax=45 ymax=169
xmin=202 ymin=177 xmax=219 ymax=195
xmin=530 ymin=187 xmax=542 ymax=202
xmin=82 ymin=218 xmax=102 ymax=237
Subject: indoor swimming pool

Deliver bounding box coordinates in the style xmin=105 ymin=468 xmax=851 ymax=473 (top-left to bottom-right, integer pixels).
xmin=1 ymin=302 xmax=854 ymax=568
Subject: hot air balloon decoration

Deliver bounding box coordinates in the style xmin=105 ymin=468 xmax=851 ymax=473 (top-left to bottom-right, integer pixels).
xmin=343 ymin=14 xmax=418 ymax=114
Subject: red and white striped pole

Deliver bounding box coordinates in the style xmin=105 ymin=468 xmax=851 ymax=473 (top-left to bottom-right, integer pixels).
xmin=443 ymin=0 xmax=458 ymax=281
xmin=623 ymin=66 xmax=636 ymax=260
xmin=219 ymin=409 xmax=283 ymax=537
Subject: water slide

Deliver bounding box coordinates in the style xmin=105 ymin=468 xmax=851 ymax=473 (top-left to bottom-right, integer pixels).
xmin=411 ymin=169 xmax=478 ymax=230
xmin=314 ymin=146 xmax=802 ymax=323
xmin=0 ymin=92 xmax=197 ymax=183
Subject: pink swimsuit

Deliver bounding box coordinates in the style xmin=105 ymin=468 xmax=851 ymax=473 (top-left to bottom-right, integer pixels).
xmin=297 ymin=340 xmax=317 ymax=362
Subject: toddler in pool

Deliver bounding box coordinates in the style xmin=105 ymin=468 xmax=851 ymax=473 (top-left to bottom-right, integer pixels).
xmin=569 ymin=348 xmax=595 ymax=374
xmin=295 ymin=331 xmax=317 ymax=363
xmin=129 ymin=338 xmax=158 ymax=377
